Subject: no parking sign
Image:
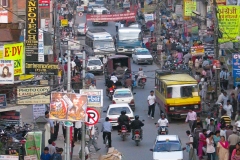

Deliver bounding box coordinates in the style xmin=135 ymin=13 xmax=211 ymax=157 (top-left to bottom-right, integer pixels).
xmin=85 ymin=108 xmax=100 ymax=126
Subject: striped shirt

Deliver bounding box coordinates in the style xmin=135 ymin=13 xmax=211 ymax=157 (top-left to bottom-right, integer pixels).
xmin=221 ymin=115 xmax=231 ymax=126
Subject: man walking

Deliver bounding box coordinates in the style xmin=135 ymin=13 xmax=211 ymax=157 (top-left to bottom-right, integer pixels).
xmin=186 ymin=130 xmax=196 ymax=160
xmin=228 ymin=129 xmax=240 ymax=156
xmin=147 ymin=90 xmax=156 ymax=119
xmin=185 ymin=109 xmax=197 ymax=132
xmin=87 ymin=125 xmax=100 ymax=152
xmin=102 ymin=117 xmax=112 ymax=147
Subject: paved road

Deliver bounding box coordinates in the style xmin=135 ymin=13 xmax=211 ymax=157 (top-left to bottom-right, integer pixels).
xmin=20 ymin=14 xmax=195 ymax=160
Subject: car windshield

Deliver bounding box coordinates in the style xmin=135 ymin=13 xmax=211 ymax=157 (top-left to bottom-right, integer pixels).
xmin=136 ymin=51 xmax=150 ymax=55
xmin=78 ymin=25 xmax=85 ymax=29
xmin=94 ymin=41 xmax=114 ymax=49
xmin=119 ymin=31 xmax=140 ymax=41
xmin=108 ymin=107 xmax=131 ymax=115
xmin=154 ymin=141 xmax=181 ymax=152
xmin=167 ymin=85 xmax=198 ymax=98
xmin=88 ymin=60 xmax=102 ymax=66
xmin=114 ymin=91 xmax=132 ymax=98
xmin=95 ymin=0 xmax=104 ymax=5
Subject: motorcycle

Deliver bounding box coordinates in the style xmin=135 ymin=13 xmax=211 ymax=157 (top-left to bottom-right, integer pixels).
xmin=120 ymin=125 xmax=129 ymax=141
xmin=133 ymin=129 xmax=141 ymax=146
xmin=158 ymin=126 xmax=168 ymax=135
xmin=107 ymin=85 xmax=116 ymax=100
xmin=132 ymin=75 xmax=147 ymax=89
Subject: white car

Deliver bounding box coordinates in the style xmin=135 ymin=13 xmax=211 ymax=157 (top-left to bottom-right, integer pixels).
xmin=150 ymin=135 xmax=183 ymax=160
xmin=77 ymin=23 xmax=88 ymax=36
xmin=86 ymin=57 xmax=103 ymax=74
xmin=132 ymin=48 xmax=153 ymax=65
xmin=105 ymin=103 xmax=134 ymax=127
xmin=112 ymin=88 xmax=136 ymax=111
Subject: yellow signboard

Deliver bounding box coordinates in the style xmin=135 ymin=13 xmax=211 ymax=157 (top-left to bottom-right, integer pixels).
xmin=184 ymin=1 xmax=196 ymax=16
xmin=3 ymin=43 xmax=25 ymax=75
xmin=61 ymin=19 xmax=68 ymax=26
xmin=217 ymin=6 xmax=240 ymax=43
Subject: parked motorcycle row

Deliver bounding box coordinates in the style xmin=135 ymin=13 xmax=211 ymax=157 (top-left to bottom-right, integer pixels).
xmin=0 ymin=123 xmax=32 ymax=159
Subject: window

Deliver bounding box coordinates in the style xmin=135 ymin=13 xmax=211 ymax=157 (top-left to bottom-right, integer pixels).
xmin=108 ymin=107 xmax=131 ymax=115
xmin=0 ymin=0 xmax=8 ymax=7
xmin=167 ymin=85 xmax=198 ymax=98
xmin=114 ymin=91 xmax=132 ymax=98
xmin=154 ymin=141 xmax=181 ymax=152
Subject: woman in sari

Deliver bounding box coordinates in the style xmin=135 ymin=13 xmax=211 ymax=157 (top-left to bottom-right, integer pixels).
xmin=213 ymin=130 xmax=221 ymax=160
xmin=232 ymin=143 xmax=240 ymax=159
xmin=198 ymin=129 xmax=207 ymax=159
xmin=217 ymin=136 xmax=229 ymax=160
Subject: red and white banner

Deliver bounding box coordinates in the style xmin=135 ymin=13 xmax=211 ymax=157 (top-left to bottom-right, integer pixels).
xmin=86 ymin=12 xmax=136 ymax=21
xmin=39 ymin=0 xmax=50 ymax=8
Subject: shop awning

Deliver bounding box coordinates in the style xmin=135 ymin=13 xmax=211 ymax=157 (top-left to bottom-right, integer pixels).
xmin=0 ymin=104 xmax=27 ymax=112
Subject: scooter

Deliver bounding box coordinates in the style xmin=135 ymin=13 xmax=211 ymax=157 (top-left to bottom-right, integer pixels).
xmin=158 ymin=126 xmax=168 ymax=135
xmin=120 ymin=125 xmax=129 ymax=141
xmin=133 ymin=129 xmax=142 ymax=146
xmin=132 ymin=75 xmax=147 ymax=89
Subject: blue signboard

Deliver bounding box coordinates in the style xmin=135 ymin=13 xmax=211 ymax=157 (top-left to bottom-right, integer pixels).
xmin=0 ymin=94 xmax=7 ymax=107
xmin=232 ymin=53 xmax=240 ymax=87
xmin=87 ymin=96 xmax=101 ymax=103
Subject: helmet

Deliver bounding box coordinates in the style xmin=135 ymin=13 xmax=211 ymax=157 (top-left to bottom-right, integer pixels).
xmin=135 ymin=115 xmax=139 ymax=120
xmin=105 ymin=117 xmax=109 ymax=121
xmin=161 ymin=113 xmax=165 ymax=117
xmin=121 ymin=110 xmax=126 ymax=115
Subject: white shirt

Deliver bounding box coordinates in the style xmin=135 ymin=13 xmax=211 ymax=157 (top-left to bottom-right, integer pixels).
xmin=89 ymin=85 xmax=96 ymax=90
xmin=110 ymin=76 xmax=118 ymax=83
xmin=220 ymin=129 xmax=226 ymax=139
xmin=157 ymin=118 xmax=169 ymax=126
xmin=216 ymin=93 xmax=224 ymax=104
xmin=205 ymin=118 xmax=211 ymax=125
xmin=75 ymin=121 xmax=82 ymax=129
xmin=89 ymin=125 xmax=95 ymax=136
xmin=206 ymin=138 xmax=215 ymax=153
xmin=103 ymin=57 xmax=107 ymax=64
xmin=148 ymin=95 xmax=156 ymax=105
xmin=222 ymin=95 xmax=228 ymax=106
xmin=71 ymin=61 xmax=76 ymax=69
xmin=223 ymin=104 xmax=233 ymax=117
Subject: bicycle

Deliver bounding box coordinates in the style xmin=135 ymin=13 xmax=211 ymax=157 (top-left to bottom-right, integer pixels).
xmin=104 ymin=134 xmax=109 ymax=149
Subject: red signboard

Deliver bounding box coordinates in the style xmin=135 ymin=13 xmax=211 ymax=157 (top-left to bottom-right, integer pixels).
xmin=39 ymin=0 xmax=50 ymax=8
xmin=86 ymin=12 xmax=136 ymax=22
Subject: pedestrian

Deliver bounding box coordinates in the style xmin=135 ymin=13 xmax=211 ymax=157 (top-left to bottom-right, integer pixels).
xmin=51 ymin=148 xmax=63 ymax=160
xmin=89 ymin=82 xmax=97 ymax=89
xmin=226 ymin=125 xmax=233 ymax=140
xmin=205 ymin=114 xmax=211 ymax=127
xmin=185 ymin=109 xmax=197 ymax=132
xmin=102 ymin=117 xmax=112 ymax=148
xmin=232 ymin=149 xmax=240 ymax=160
xmin=103 ymin=55 xmax=108 ymax=69
xmin=46 ymin=139 xmax=56 ymax=155
xmin=231 ymin=93 xmax=238 ymax=119
xmin=221 ymin=110 xmax=232 ymax=126
xmin=216 ymin=89 xmax=225 ymax=104
xmin=224 ymin=100 xmax=233 ymax=118
xmin=231 ymin=142 xmax=240 ymax=159
xmin=40 ymin=147 xmax=51 ymax=160
xmin=213 ymin=131 xmax=221 ymax=160
xmin=220 ymin=68 xmax=227 ymax=90
xmin=207 ymin=119 xmax=216 ymax=133
xmin=193 ymin=115 xmax=203 ymax=129
xmin=74 ymin=121 xmax=81 ymax=142
xmin=217 ymin=136 xmax=229 ymax=160
xmin=235 ymin=111 xmax=240 ymax=122
xmin=147 ymin=90 xmax=156 ymax=119
xmin=217 ymin=103 xmax=224 ymax=123
xmin=220 ymin=125 xmax=227 ymax=139
xmin=186 ymin=130 xmax=197 ymax=160
xmin=206 ymin=132 xmax=216 ymax=160
xmin=87 ymin=125 xmax=101 ymax=152
xmin=198 ymin=129 xmax=207 ymax=160
xmin=45 ymin=111 xmax=54 ymax=139
xmin=228 ymin=129 xmax=240 ymax=157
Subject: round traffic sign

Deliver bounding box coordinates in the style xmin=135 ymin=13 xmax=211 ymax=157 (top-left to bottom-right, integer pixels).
xmin=85 ymin=108 xmax=100 ymax=126
xmin=79 ymin=12 xmax=83 ymax=17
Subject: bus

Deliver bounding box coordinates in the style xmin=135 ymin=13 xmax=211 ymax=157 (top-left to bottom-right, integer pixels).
xmin=155 ymin=70 xmax=201 ymax=122
xmin=116 ymin=27 xmax=142 ymax=55
xmin=91 ymin=6 xmax=110 ymax=26
xmin=85 ymin=28 xmax=115 ymax=60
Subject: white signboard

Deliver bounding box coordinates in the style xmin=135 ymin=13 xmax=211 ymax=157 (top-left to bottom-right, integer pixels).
xmin=175 ymin=5 xmax=183 ymax=17
xmin=0 ymin=11 xmax=8 ymax=23
xmin=0 ymin=155 xmax=18 ymax=160
xmin=38 ymin=30 xmax=44 ymax=42
xmin=33 ymin=104 xmax=46 ymax=119
xmin=144 ymin=14 xmax=154 ymax=22
xmin=38 ymin=42 xmax=44 ymax=54
xmin=76 ymin=6 xmax=84 ymax=12
xmin=38 ymin=55 xmax=44 ymax=62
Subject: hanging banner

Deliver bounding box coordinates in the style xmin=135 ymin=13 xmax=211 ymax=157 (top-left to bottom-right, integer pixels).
xmin=17 ymin=86 xmax=50 ymax=104
xmin=50 ymin=92 xmax=88 ymax=121
xmin=25 ymin=132 xmax=42 ymax=160
xmin=80 ymin=89 xmax=103 ymax=107
xmin=175 ymin=5 xmax=183 ymax=17
xmin=217 ymin=6 xmax=240 ymax=43
xmin=0 ymin=60 xmax=14 ymax=84
xmin=0 ymin=94 xmax=7 ymax=107
xmin=39 ymin=0 xmax=50 ymax=8
xmin=25 ymin=0 xmax=39 ymax=61
xmin=184 ymin=1 xmax=196 ymax=16
xmin=86 ymin=12 xmax=136 ymax=21
xmin=233 ymin=53 xmax=240 ymax=87
xmin=3 ymin=43 xmax=25 ymax=75
xmin=25 ymin=62 xmax=58 ymax=75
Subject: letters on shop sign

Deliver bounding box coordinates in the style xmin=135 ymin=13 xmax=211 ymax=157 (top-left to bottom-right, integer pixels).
xmin=4 ymin=46 xmax=22 ymax=57
xmin=26 ymin=0 xmax=38 ymax=43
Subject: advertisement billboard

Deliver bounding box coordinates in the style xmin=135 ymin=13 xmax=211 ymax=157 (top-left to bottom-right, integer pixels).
xmin=17 ymin=86 xmax=50 ymax=104
xmin=0 ymin=111 xmax=20 ymax=125
xmin=32 ymin=104 xmax=46 ymax=119
xmin=217 ymin=6 xmax=240 ymax=43
xmin=184 ymin=1 xmax=197 ymax=16
xmin=25 ymin=132 xmax=42 ymax=159
xmin=3 ymin=43 xmax=24 ymax=75
xmin=25 ymin=62 xmax=58 ymax=75
xmin=0 ymin=94 xmax=7 ymax=107
xmin=0 ymin=11 xmax=8 ymax=23
xmin=191 ymin=45 xmax=205 ymax=55
xmin=80 ymin=89 xmax=103 ymax=107
xmin=232 ymin=53 xmax=240 ymax=87
xmin=25 ymin=0 xmax=39 ymax=61
xmin=50 ymin=92 xmax=88 ymax=121
xmin=86 ymin=12 xmax=136 ymax=21
xmin=0 ymin=60 xmax=14 ymax=84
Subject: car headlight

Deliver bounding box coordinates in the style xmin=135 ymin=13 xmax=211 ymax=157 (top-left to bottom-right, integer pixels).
xmin=194 ymin=105 xmax=198 ymax=109
xmin=169 ymin=107 xmax=174 ymax=110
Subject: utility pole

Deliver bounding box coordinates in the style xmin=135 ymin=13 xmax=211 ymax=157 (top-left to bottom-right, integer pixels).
xmin=213 ymin=0 xmax=220 ymax=96
xmin=81 ymin=51 xmax=86 ymax=160
xmin=53 ymin=0 xmax=58 ymax=62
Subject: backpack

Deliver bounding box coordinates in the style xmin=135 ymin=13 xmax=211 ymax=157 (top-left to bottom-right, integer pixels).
xmin=190 ymin=135 xmax=198 ymax=149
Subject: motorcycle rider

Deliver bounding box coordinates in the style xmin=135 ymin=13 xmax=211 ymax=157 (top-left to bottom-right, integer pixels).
xmin=157 ymin=113 xmax=169 ymax=134
xmin=136 ymin=68 xmax=144 ymax=86
xmin=117 ymin=110 xmax=130 ymax=134
xmin=110 ymin=73 xmax=118 ymax=83
xmin=130 ymin=115 xmax=144 ymax=140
